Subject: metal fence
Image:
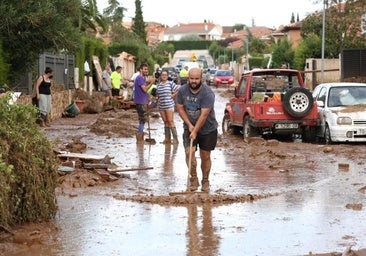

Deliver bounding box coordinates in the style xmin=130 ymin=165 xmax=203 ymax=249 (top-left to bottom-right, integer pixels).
xmin=16 ymin=53 xmax=75 ymax=95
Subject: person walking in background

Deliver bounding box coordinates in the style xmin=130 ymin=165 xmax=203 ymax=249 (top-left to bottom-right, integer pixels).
xmin=205 ymin=68 xmax=211 ymax=85
xmin=176 ymin=67 xmax=218 ymax=192
xmin=133 ymin=63 xmax=155 ymax=143
xmin=110 ymin=66 xmax=123 ymax=97
xmin=101 ymin=64 xmax=113 ymax=105
xmin=156 ymin=70 xmax=180 ymax=144
xmin=179 ymin=65 xmax=189 ymax=85
xmin=35 ymin=67 xmax=53 ymax=127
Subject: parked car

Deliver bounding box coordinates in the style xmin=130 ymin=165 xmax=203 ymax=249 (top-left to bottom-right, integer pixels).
xmin=222 ymin=69 xmax=320 ymax=141
xmin=161 ymin=67 xmax=179 ymax=84
xmin=213 ymin=70 xmax=234 ymax=87
xmin=312 ymin=82 xmax=366 ymax=144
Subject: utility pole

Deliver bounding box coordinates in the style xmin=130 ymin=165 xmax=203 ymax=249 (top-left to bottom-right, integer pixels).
xmin=321 ymin=0 xmax=326 ymax=83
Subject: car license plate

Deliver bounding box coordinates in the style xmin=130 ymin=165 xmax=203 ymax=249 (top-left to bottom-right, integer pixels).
xmin=222 ymin=81 xmax=228 ymax=84
xmin=275 ymin=123 xmax=298 ymax=129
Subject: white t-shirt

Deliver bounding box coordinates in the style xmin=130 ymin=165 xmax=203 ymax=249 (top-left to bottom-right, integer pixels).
xmin=130 ymin=71 xmax=140 ymax=81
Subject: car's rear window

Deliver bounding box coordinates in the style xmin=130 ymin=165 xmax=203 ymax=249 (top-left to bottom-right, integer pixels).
xmin=216 ymin=70 xmax=232 ymax=76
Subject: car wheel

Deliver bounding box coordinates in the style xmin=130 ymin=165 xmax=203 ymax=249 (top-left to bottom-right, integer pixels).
xmin=222 ymin=112 xmax=233 ymax=135
xmin=243 ymin=115 xmax=259 ymax=139
xmin=222 ymin=112 xmax=240 ymax=135
xmin=283 ymin=87 xmax=313 ymax=118
xmin=324 ymin=124 xmax=332 ymax=144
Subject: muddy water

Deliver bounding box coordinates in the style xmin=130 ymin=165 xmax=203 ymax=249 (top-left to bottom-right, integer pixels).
xmin=36 ymin=88 xmax=366 ymax=255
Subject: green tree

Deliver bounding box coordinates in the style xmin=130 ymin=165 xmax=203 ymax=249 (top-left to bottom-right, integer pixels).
xmin=132 ymin=0 xmax=147 ymax=44
xmin=0 ymin=0 xmax=81 ymax=81
xmin=180 ymin=34 xmax=203 ymax=41
xmin=271 ymin=39 xmax=294 ymax=68
xmin=231 ymin=24 xmax=246 ymax=32
xmin=294 ymin=34 xmax=322 ymax=70
xmin=103 ymin=0 xmax=126 ymax=24
xmin=301 ymin=0 xmax=366 ymax=58
xmin=249 ymin=37 xmax=268 ymax=55
xmin=0 ymin=40 xmax=10 ymax=86
xmin=79 ymin=0 xmax=107 ymax=32
xmin=291 ymin=12 xmax=295 ymax=23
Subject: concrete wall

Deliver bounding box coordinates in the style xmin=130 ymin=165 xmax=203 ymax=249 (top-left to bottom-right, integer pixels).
xmin=304 ymin=58 xmax=340 ymax=90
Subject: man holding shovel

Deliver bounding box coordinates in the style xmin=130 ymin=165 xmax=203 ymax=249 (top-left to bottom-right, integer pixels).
xmin=134 ymin=63 xmax=156 ymax=143
xmin=176 ymin=67 xmax=218 ymax=192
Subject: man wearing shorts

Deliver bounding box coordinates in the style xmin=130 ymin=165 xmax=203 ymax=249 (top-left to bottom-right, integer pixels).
xmin=176 ymin=67 xmax=218 ymax=192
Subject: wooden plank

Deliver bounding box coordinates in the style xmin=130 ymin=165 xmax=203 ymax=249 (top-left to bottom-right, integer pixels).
xmin=83 ymin=163 xmax=111 ymax=169
xmin=57 ymin=152 xmax=106 ymax=161
xmin=108 ymin=166 xmax=154 ymax=173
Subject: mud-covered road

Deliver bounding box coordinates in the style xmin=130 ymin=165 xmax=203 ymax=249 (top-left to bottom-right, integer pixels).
xmin=2 ymin=87 xmax=366 ymax=256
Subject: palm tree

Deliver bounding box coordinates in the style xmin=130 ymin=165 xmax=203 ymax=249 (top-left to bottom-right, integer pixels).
xmin=79 ymin=0 xmax=107 ymax=32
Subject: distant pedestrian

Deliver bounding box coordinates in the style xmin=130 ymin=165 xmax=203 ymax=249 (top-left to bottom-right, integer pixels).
xmin=35 ymin=67 xmax=54 ymax=127
xmin=156 ymin=70 xmax=180 ymax=144
xmin=176 ymin=67 xmax=218 ymax=192
xmin=179 ymin=65 xmax=189 ymax=85
xmin=101 ymin=64 xmax=113 ymax=105
xmin=110 ymin=66 xmax=123 ymax=97
xmin=133 ymin=63 xmax=156 ymax=143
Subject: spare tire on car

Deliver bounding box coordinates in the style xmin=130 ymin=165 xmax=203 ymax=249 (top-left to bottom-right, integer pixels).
xmin=283 ymin=87 xmax=313 ymax=118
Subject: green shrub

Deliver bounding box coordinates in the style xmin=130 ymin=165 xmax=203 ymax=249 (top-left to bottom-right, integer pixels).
xmin=0 ymin=95 xmax=58 ymax=226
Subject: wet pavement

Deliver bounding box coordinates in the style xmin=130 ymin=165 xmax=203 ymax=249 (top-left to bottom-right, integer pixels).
xmin=22 ymin=87 xmax=366 ymax=255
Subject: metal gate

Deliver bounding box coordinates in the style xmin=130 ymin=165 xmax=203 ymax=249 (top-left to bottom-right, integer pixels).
xmin=341 ymin=49 xmax=366 ymax=80
xmin=17 ymin=53 xmax=75 ymax=95
xmin=39 ymin=53 xmax=75 ymax=90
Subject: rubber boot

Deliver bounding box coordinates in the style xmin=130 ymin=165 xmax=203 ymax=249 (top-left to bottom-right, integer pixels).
xmin=44 ymin=114 xmax=51 ymax=127
xmin=201 ymin=169 xmax=211 ymax=192
xmin=162 ymin=127 xmax=171 ymax=144
xmin=136 ymin=132 xmax=144 ymax=144
xmin=171 ymin=127 xmax=179 ymax=144
xmin=185 ymin=146 xmax=198 ymax=191
xmin=36 ymin=115 xmax=45 ymax=127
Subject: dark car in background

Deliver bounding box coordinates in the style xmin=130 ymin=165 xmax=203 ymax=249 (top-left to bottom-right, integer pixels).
xmin=161 ymin=67 xmax=180 ymax=84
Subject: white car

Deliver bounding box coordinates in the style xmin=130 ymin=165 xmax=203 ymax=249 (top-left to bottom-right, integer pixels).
xmin=312 ymin=82 xmax=366 ymax=143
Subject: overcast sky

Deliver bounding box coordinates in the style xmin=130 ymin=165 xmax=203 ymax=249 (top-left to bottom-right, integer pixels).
xmin=96 ymin=0 xmax=324 ymax=28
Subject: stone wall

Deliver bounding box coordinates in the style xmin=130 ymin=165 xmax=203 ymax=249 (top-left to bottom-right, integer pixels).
xmin=16 ymin=85 xmax=79 ymax=121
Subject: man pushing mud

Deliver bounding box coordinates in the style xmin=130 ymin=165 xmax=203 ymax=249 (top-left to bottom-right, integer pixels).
xmin=176 ymin=67 xmax=218 ymax=192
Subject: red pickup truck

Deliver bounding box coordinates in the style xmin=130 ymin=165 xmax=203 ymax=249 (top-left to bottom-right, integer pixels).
xmin=222 ymin=69 xmax=320 ymax=141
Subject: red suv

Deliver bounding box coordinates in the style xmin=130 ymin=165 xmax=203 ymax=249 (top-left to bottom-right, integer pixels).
xmin=222 ymin=69 xmax=320 ymax=142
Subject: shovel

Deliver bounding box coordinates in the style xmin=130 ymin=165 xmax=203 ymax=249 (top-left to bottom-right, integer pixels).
xmin=169 ymin=138 xmax=207 ymax=196
xmin=145 ymin=110 xmax=156 ymax=144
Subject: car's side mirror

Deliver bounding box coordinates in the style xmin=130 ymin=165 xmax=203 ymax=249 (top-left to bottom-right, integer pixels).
xmin=316 ymin=100 xmax=324 ymax=107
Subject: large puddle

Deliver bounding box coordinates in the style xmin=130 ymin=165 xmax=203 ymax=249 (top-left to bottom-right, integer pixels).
xmin=5 ymin=87 xmax=366 ymax=255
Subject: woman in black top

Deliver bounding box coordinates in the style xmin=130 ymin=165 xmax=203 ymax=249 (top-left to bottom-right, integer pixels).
xmin=35 ymin=67 xmax=53 ymax=126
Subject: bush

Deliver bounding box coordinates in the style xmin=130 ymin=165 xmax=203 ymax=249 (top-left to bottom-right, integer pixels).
xmin=0 ymin=95 xmax=58 ymax=226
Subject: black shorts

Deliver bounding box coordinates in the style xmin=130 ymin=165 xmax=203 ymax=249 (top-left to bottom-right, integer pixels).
xmin=112 ymin=88 xmax=120 ymax=96
xmin=183 ymin=129 xmax=218 ymax=151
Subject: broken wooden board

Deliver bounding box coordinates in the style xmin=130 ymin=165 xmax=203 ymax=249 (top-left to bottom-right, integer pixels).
xmin=57 ymin=152 xmax=106 ymax=161
xmin=83 ymin=163 xmax=113 ymax=169
xmin=108 ymin=166 xmax=153 ymax=173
